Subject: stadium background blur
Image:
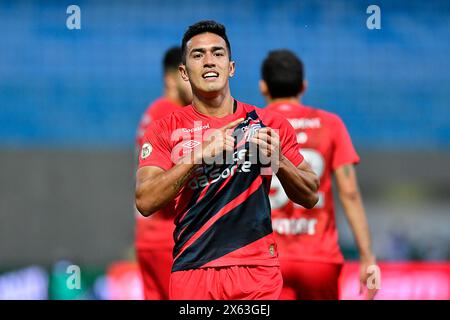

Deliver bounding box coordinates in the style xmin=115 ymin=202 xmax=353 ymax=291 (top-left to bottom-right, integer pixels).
xmin=0 ymin=0 xmax=449 ymax=299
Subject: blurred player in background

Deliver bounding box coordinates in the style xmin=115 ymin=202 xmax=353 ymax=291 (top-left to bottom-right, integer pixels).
xmin=135 ymin=47 xmax=192 ymax=300
xmin=260 ymin=50 xmax=379 ymax=300
xmin=135 ymin=21 xmax=319 ymax=300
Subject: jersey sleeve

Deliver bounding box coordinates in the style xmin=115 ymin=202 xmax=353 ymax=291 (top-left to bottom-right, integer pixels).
xmin=136 ymin=110 xmax=152 ymax=148
xmin=331 ymin=115 xmax=360 ymax=170
xmin=138 ymin=119 xmax=173 ymax=171
xmin=269 ymin=113 xmax=304 ymax=167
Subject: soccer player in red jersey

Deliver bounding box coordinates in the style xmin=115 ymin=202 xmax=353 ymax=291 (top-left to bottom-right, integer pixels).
xmin=260 ymin=50 xmax=379 ymax=300
xmin=135 ymin=47 xmax=192 ymax=300
xmin=135 ymin=21 xmax=320 ymax=300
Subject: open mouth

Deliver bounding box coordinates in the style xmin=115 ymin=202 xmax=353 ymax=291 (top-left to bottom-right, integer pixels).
xmin=202 ymin=71 xmax=219 ymax=79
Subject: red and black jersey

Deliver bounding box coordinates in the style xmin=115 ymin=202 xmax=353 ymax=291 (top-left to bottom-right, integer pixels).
xmin=139 ymin=100 xmax=304 ymax=272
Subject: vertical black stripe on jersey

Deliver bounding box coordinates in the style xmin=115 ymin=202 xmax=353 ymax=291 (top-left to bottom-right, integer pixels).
xmin=239 ymin=110 xmax=266 ymax=127
xmin=173 ymin=162 xmax=232 ymax=243
xmin=172 ymin=159 xmax=261 ymax=258
xmin=172 ymin=181 xmax=204 ymax=242
xmin=233 ymin=109 xmax=266 ymax=147
xmin=172 ymin=183 xmax=272 ymax=272
xmin=176 ymin=167 xmax=212 ymax=223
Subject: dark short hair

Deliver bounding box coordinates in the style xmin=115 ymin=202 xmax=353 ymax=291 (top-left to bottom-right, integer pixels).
xmin=261 ymin=49 xmax=304 ymax=98
xmin=181 ymin=20 xmax=231 ymax=64
xmin=163 ymin=46 xmax=183 ymax=73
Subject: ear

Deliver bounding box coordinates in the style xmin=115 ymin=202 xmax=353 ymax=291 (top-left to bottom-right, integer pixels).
xmin=229 ymin=60 xmax=236 ymax=78
xmin=179 ymin=64 xmax=189 ymax=82
xmin=259 ymin=79 xmax=269 ymax=97
xmin=300 ymin=79 xmax=308 ymax=95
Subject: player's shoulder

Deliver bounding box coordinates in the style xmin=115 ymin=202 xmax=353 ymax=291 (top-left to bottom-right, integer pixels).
xmin=251 ymin=104 xmax=292 ymax=129
xmin=313 ymin=107 xmax=338 ymax=120
xmin=144 ymin=109 xmax=173 ymax=135
xmin=150 ymin=105 xmax=193 ymax=129
xmin=236 ymin=100 xmax=259 ymax=112
xmin=236 ymin=101 xmax=282 ymax=124
xmin=266 ymin=101 xmax=302 ymax=113
xmin=147 ymin=98 xmax=179 ymax=118
xmin=313 ymin=108 xmax=347 ymax=129
xmin=166 ymin=104 xmax=194 ymax=121
xmin=293 ymin=104 xmax=345 ymax=128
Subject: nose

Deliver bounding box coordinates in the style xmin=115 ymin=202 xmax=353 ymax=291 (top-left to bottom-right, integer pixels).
xmin=203 ymin=52 xmax=215 ymax=68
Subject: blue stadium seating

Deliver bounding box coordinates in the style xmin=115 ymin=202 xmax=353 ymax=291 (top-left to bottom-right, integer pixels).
xmin=0 ymin=0 xmax=449 ymax=148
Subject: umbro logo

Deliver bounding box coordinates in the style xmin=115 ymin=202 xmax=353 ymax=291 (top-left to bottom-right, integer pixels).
xmin=182 ymin=140 xmax=200 ymax=149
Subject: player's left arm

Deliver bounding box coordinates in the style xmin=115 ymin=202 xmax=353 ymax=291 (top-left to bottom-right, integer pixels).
xmin=277 ymin=154 xmax=319 ymax=209
xmin=335 ymin=163 xmax=379 ymax=300
xmin=251 ymin=127 xmax=319 ymax=209
xmin=331 ymin=114 xmax=379 ymax=299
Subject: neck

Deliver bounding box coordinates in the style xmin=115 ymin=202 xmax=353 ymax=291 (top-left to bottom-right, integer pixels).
xmin=266 ymin=96 xmax=301 ymax=105
xmin=192 ymin=87 xmax=234 ymax=118
xmin=164 ymin=88 xmax=183 ymax=107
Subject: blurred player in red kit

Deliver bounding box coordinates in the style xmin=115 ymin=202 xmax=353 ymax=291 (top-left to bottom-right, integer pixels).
xmin=135 ymin=21 xmax=320 ymax=300
xmin=135 ymin=47 xmax=192 ymax=300
xmin=260 ymin=50 xmax=379 ymax=300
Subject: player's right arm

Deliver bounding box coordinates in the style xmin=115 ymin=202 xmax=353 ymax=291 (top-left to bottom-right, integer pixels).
xmin=135 ymin=117 xmax=244 ymax=216
xmin=135 ymin=164 xmax=199 ymax=216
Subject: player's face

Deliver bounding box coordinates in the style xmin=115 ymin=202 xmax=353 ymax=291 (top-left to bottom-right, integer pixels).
xmin=180 ymin=32 xmax=235 ymax=96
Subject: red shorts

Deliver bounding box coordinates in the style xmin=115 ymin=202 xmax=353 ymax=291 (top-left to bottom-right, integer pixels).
xmin=169 ymin=265 xmax=283 ymax=300
xmin=279 ymin=260 xmax=343 ymax=300
xmin=137 ymin=248 xmax=173 ymax=300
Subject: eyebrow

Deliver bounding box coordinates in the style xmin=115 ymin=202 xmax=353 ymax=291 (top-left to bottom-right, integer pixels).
xmin=190 ymin=46 xmax=226 ymax=55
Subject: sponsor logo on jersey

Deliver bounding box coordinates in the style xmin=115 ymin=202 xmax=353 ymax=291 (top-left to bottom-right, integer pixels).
xmin=181 ymin=124 xmax=210 ymax=133
xmin=187 ymin=149 xmax=253 ymax=190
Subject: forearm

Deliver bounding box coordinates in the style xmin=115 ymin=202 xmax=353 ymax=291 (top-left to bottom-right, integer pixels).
xmin=276 ymin=156 xmax=319 ymax=209
xmin=340 ymin=192 xmax=374 ymax=260
xmin=136 ymin=163 xmax=199 ymax=216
